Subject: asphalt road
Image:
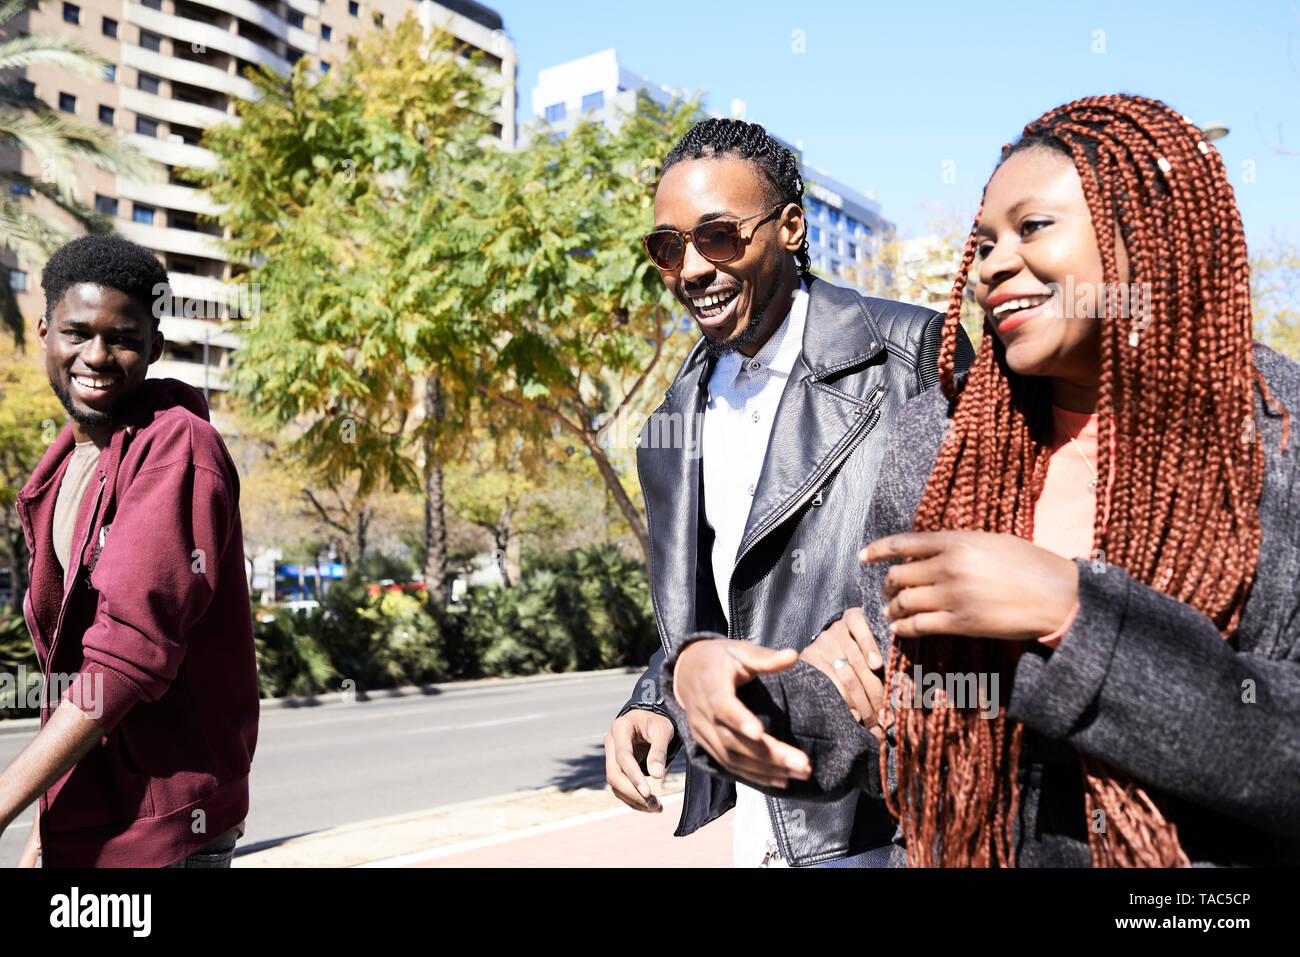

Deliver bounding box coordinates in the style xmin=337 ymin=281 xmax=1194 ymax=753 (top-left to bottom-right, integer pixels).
xmin=0 ymin=667 xmax=656 ymax=865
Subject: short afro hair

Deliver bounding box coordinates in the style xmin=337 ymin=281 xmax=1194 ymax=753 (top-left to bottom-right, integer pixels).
xmin=41 ymin=233 xmax=170 ymax=331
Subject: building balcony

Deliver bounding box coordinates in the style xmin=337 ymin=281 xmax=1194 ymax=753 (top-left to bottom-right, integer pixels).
xmin=117 ymin=218 xmax=226 ymax=261
xmin=117 ymin=176 xmax=221 ymax=217
xmin=123 ymin=132 xmax=217 ymax=171
xmin=179 ymin=0 xmax=319 ymax=56
xmin=148 ymin=356 xmax=230 ymax=392
xmin=121 ymin=86 xmax=233 ymax=133
xmin=122 ymin=45 xmax=258 ymax=102
xmin=127 ymin=4 xmax=291 ymax=74
xmin=159 ymin=314 xmax=243 ymax=350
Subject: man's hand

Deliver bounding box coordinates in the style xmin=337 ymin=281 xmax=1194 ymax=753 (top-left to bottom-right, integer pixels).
xmin=672 ymin=639 xmax=811 ymax=790
xmin=800 ymin=608 xmax=884 ymax=731
xmin=863 ymin=531 xmax=1078 ymax=641
xmin=605 ymin=709 xmax=676 ymax=813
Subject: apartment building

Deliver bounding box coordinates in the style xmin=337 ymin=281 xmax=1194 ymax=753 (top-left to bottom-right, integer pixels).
xmin=2 ymin=0 xmax=517 ymax=404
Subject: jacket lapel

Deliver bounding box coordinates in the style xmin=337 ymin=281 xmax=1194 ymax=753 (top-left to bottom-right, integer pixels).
xmin=737 ymin=278 xmax=886 ymax=561
xmin=636 ymin=342 xmax=713 ymax=650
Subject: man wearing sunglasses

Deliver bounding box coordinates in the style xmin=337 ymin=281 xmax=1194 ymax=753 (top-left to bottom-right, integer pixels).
xmin=604 ymin=118 xmax=973 ymax=867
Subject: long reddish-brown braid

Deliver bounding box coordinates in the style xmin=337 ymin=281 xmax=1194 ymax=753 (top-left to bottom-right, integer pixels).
xmin=880 ymin=94 xmax=1288 ymax=867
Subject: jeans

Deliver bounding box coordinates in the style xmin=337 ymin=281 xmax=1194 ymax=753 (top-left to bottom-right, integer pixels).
xmin=165 ymin=825 xmax=242 ymax=868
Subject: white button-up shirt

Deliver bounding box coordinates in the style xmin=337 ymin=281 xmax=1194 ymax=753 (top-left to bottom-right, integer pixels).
xmin=701 ymin=278 xmax=810 ymax=867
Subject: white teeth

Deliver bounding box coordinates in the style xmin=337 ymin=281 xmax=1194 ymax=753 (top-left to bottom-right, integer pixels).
xmin=690 ymin=290 xmax=737 ymax=314
xmin=74 ymin=375 xmax=116 ymax=390
xmin=992 ymin=294 xmax=1051 ymax=318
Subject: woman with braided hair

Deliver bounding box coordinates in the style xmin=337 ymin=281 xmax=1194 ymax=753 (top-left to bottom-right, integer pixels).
xmin=660 ymin=93 xmax=1300 ymax=866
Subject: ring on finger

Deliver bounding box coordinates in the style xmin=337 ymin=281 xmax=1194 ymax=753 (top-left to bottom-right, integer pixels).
xmin=831 ymin=657 xmax=849 ymax=670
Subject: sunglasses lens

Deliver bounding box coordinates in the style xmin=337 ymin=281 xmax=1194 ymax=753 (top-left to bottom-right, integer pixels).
xmin=645 ymin=231 xmax=684 ymax=269
xmin=695 ymin=221 xmax=741 ymax=262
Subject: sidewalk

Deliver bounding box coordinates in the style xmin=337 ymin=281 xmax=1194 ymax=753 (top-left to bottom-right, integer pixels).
xmin=236 ymin=772 xmax=733 ymax=868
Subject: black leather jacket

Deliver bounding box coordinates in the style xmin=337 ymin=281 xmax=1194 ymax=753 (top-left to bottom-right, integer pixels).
xmin=617 ymin=276 xmax=973 ymax=866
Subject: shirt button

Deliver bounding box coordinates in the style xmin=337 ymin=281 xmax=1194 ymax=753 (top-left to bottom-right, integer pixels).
xmin=747 ymin=483 xmax=756 ymax=495
xmin=749 ymin=360 xmax=760 ymax=371
xmin=751 ymin=411 xmax=760 ymax=422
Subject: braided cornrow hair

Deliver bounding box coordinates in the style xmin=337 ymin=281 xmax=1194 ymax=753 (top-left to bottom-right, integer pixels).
xmin=661 ymin=118 xmax=810 ymax=275
xmin=884 ymin=94 xmax=1289 ymax=867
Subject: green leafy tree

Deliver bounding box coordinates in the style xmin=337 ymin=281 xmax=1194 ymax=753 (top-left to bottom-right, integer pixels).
xmin=195 ymin=17 xmax=497 ymax=609
xmin=446 ymin=97 xmax=704 ymax=563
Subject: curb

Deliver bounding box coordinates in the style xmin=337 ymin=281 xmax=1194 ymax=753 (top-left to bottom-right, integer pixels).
xmin=0 ymin=665 xmax=642 ymax=735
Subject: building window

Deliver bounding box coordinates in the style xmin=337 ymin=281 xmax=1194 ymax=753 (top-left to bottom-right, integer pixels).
xmin=132 ymin=203 xmax=155 ymax=225
xmin=58 ymin=92 xmax=76 ymax=114
xmin=9 ymin=270 xmax=27 ymax=292
xmin=62 ymin=3 xmax=80 ymax=25
xmin=98 ymin=104 xmax=114 ymax=125
xmin=10 ymin=183 xmax=31 ymax=196
xmin=321 ymin=24 xmax=332 ymax=41
xmin=320 ymin=62 xmax=330 ymax=74
xmin=348 ymin=0 xmax=359 ymax=15
xmin=287 ymin=10 xmax=304 ymax=28
xmin=94 ymin=194 xmax=118 ymax=216
xmin=581 ymin=91 xmax=604 ymax=112
xmin=544 ymin=102 xmax=566 ymax=123
xmin=848 ymin=242 xmax=858 ymax=261
xmin=809 ymin=225 xmax=821 ymax=245
xmin=138 ymin=73 xmax=160 ymax=94
xmin=17 ymin=79 xmax=34 ymax=99
xmin=142 ymin=0 xmax=161 ymax=8
xmin=372 ymin=11 xmax=383 ymax=27
xmin=103 ymin=64 xmax=115 ymax=82
xmin=287 ymin=47 xmax=303 ymax=65
xmin=135 ymin=116 xmax=158 ymax=137
xmin=139 ymin=30 xmax=162 ymax=53
xmin=102 ymin=16 xmax=117 ymax=37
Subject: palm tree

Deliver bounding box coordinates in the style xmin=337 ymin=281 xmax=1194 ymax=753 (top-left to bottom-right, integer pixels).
xmin=0 ymin=0 xmax=152 ymax=343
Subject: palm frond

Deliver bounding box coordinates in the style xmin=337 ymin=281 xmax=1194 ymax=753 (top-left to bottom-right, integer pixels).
xmin=0 ymin=33 xmax=109 ymax=80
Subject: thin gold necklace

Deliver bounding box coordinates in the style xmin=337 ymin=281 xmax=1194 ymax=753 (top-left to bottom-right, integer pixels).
xmin=1068 ymin=436 xmax=1100 ymax=494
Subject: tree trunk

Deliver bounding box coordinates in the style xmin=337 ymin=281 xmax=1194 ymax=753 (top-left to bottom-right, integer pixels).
xmin=423 ymin=374 xmax=448 ymax=610
xmin=579 ymin=431 xmax=649 ymax=566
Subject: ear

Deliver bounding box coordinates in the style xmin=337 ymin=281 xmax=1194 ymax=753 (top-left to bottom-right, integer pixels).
xmin=780 ymin=203 xmax=806 ymax=254
xmin=149 ymin=327 xmax=164 ymax=364
xmin=36 ymin=314 xmax=49 ymax=353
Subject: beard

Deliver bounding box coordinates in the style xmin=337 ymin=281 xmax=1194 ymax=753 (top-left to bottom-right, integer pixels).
xmin=696 ymin=279 xmax=782 ymax=360
xmin=51 ymin=377 xmax=119 ymax=431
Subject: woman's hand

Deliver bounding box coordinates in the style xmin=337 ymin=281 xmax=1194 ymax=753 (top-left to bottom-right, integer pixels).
xmin=861 ymin=531 xmax=1079 ymax=641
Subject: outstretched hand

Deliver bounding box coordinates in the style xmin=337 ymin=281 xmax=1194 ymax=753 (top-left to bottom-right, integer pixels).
xmin=673 ymin=639 xmax=811 ymax=790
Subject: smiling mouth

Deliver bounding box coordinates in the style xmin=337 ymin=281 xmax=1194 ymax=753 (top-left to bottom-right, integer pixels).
xmin=991 ymin=293 xmax=1053 ymax=321
xmin=70 ymin=373 xmax=122 ymax=398
xmin=687 ymin=287 xmax=740 ymax=321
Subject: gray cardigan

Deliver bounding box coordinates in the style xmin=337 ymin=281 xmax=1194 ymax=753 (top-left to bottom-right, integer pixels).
xmin=661 ymin=342 xmax=1300 ymax=866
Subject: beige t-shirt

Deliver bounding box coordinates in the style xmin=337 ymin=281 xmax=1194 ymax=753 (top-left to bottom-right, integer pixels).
xmin=52 ymin=438 xmax=106 ymax=586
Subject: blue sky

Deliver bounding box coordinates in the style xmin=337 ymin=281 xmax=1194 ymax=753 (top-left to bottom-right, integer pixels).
xmin=490 ymin=0 xmax=1299 ymax=249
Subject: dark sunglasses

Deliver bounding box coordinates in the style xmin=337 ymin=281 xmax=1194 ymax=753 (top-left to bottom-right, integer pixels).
xmin=641 ymin=203 xmax=786 ymax=271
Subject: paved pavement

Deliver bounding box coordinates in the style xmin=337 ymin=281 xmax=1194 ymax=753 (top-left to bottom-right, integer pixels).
xmin=2 ymin=668 xmax=737 ymax=867
xmin=238 ymin=772 xmax=734 ymax=868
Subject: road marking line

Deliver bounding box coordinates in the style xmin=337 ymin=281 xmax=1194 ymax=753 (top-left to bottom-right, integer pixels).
xmin=355 ymin=792 xmax=685 ymax=868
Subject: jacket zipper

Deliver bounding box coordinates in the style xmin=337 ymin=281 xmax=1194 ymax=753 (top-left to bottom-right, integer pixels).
xmin=729 ymin=385 xmax=886 ymax=864
xmin=42 ymin=476 xmax=106 ymax=712
xmin=727 ymin=386 xmax=886 ymax=637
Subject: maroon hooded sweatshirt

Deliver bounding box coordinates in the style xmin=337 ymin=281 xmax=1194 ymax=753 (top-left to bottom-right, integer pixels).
xmin=15 ymin=378 xmax=258 ymax=867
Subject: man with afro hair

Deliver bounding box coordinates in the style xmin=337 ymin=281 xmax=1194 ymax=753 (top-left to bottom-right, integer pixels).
xmin=1 ymin=234 xmax=258 ymax=867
